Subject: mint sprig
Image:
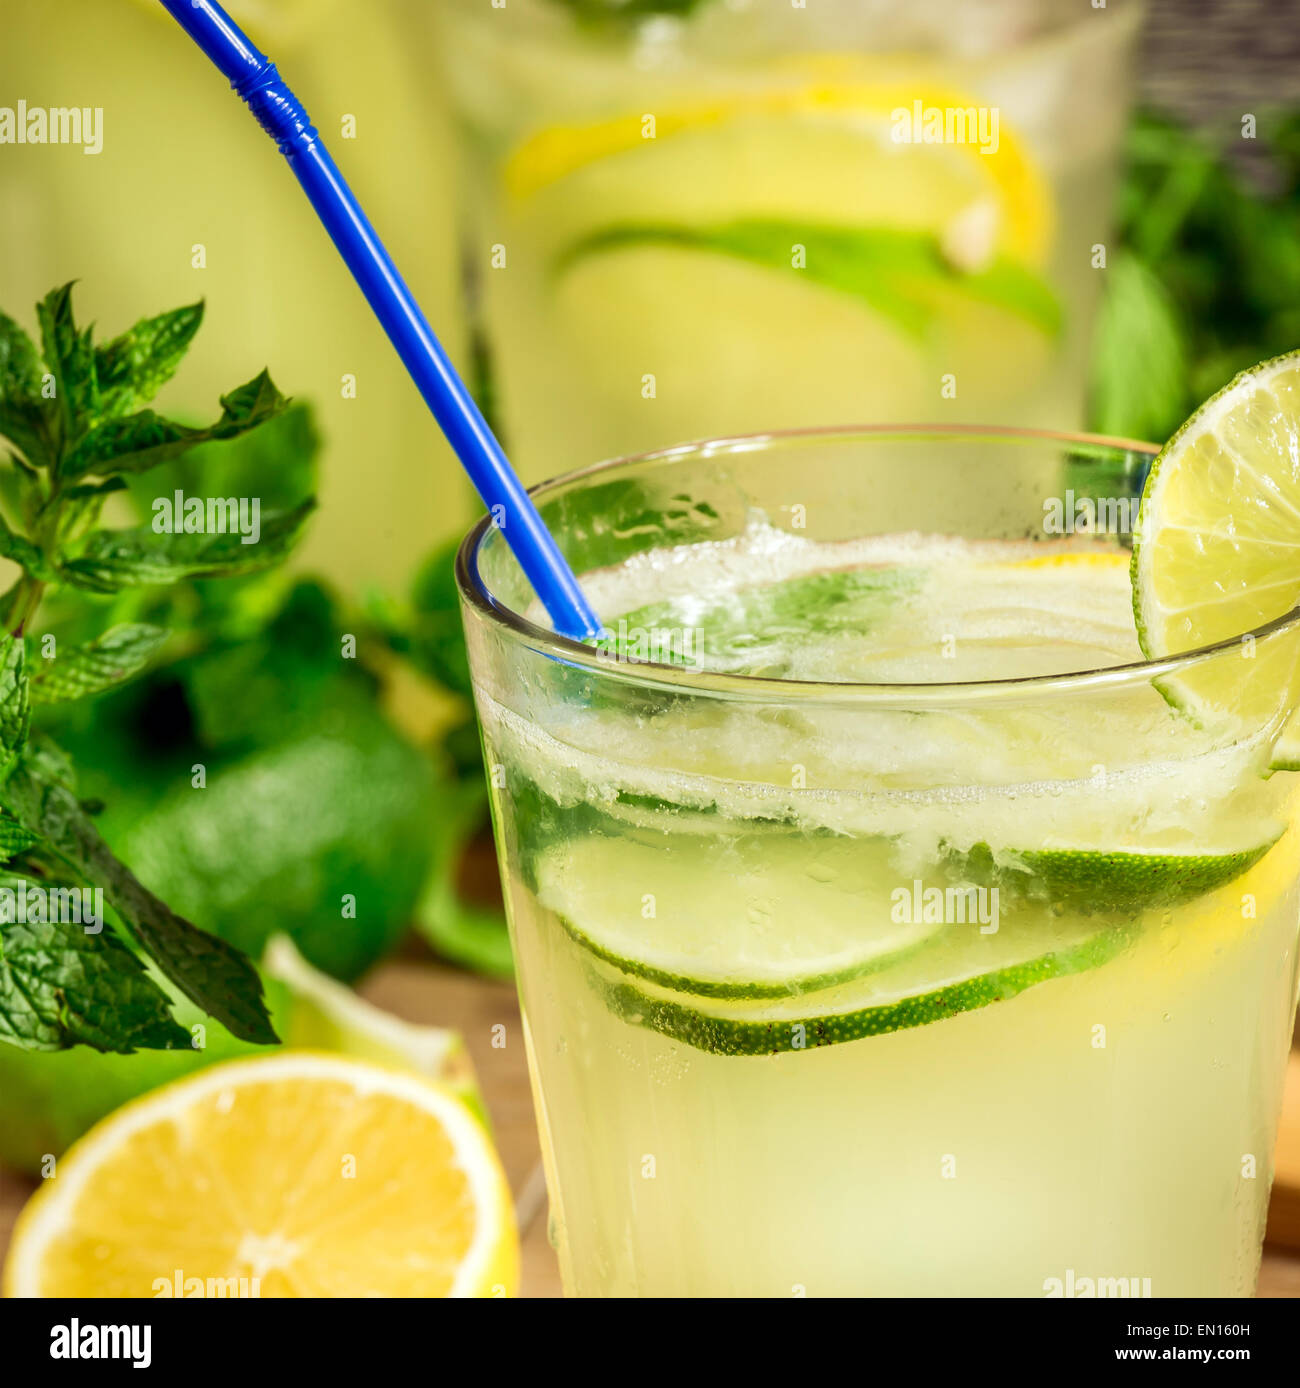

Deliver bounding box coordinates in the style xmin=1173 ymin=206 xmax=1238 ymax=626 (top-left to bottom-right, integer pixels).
xmin=3 ymin=747 xmax=276 ymax=1045
xmin=59 ymin=499 xmax=314 ymax=595
xmin=1090 ymin=109 xmax=1300 ymax=440
xmin=0 ymin=283 xmax=313 ymax=1052
xmin=94 ymin=302 xmax=203 ymax=420
xmin=0 ymin=311 xmax=53 ymax=469
xmin=29 ymin=624 xmax=170 ymax=705
xmin=64 ymin=370 xmax=289 ymax=480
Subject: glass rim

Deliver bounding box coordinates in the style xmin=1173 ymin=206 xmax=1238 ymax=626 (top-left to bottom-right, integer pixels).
xmin=455 ymin=423 xmax=1300 ymax=706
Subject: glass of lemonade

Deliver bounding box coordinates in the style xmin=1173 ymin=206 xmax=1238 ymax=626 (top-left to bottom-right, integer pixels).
xmin=430 ymin=0 xmax=1142 ymax=481
xmin=457 ymin=426 xmax=1300 ymax=1297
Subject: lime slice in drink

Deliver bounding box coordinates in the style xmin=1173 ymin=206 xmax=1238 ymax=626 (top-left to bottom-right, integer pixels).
xmin=592 ymin=902 xmax=1132 ymax=1057
xmin=950 ymin=834 xmax=1282 ymax=913
xmin=534 ymin=834 xmax=949 ymax=999
xmin=1131 ymin=351 xmax=1300 ymax=736
xmin=586 ymin=830 xmax=1296 ymax=1056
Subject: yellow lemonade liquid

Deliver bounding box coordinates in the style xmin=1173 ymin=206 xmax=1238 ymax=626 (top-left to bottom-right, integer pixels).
xmin=480 ymin=529 xmax=1300 ymax=1297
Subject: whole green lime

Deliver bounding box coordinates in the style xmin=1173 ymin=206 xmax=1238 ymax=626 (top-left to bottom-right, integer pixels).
xmin=94 ymin=695 xmax=436 ymax=982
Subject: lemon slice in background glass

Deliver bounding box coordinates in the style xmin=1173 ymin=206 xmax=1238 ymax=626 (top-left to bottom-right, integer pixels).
xmin=507 ymin=75 xmax=1051 ymax=265
xmin=508 ymin=66 xmax=1058 ymax=424
xmin=1130 ymin=351 xmax=1300 ymax=746
xmin=3 ymin=1052 xmax=518 ymax=1298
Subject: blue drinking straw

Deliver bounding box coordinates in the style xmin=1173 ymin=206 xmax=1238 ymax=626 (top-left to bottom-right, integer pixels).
xmin=156 ymin=0 xmax=602 ymax=642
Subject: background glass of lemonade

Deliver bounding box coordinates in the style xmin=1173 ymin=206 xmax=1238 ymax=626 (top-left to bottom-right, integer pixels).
xmin=430 ymin=0 xmax=1142 ymax=481
xmin=458 ymin=428 xmax=1300 ymax=1297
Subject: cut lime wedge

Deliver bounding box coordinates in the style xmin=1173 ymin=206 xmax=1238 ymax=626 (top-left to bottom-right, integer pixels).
xmin=592 ymin=905 xmax=1131 ymax=1057
xmin=535 ymin=834 xmax=948 ymax=999
xmin=263 ymin=935 xmax=484 ymax=1119
xmin=1131 ymin=350 xmax=1300 ymax=730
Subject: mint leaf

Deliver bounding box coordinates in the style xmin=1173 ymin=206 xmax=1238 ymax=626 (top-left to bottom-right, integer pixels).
xmin=94 ymin=302 xmax=204 ymax=420
xmin=0 ymin=511 xmax=51 ymax=579
xmin=0 ymin=637 xmax=30 ymax=784
xmin=35 ymin=283 xmax=98 ymax=451
xmin=62 ymin=368 xmax=290 ymax=480
xmin=30 ymin=624 xmax=168 ymax=705
xmin=2 ymin=747 xmax=277 ymax=1044
xmin=157 ymin=399 xmax=317 ymax=510
xmin=0 ymin=887 xmax=190 ymax=1053
xmin=0 ymin=285 xmax=316 ymax=1050
xmin=0 ymin=310 xmax=42 ymax=398
xmin=217 ymin=370 xmax=290 ymax=429
xmin=560 ymin=221 xmax=1063 ymax=339
xmin=51 ymin=476 xmax=129 ymax=548
xmin=0 ymin=310 xmax=52 ymax=468
xmin=0 ymin=812 xmax=39 ymax=860
xmin=60 ymin=498 xmax=314 ymax=592
xmin=1088 ymin=252 xmax=1188 ymax=442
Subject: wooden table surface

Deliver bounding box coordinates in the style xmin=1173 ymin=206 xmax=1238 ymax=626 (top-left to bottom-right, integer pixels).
xmin=3 ymin=958 xmax=1299 ymax=1300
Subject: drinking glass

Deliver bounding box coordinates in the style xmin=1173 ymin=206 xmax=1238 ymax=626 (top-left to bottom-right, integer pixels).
xmin=457 ymin=426 xmax=1300 ymax=1297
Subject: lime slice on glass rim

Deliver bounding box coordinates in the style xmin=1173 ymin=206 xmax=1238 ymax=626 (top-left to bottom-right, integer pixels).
xmin=1130 ymin=350 xmax=1300 ymax=753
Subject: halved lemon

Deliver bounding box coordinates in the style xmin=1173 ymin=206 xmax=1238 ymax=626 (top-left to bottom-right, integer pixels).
xmin=3 ymin=1053 xmax=518 ymax=1298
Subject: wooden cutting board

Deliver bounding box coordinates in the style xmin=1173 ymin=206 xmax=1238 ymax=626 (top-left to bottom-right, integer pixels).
xmin=2 ymin=960 xmax=1298 ymax=1298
